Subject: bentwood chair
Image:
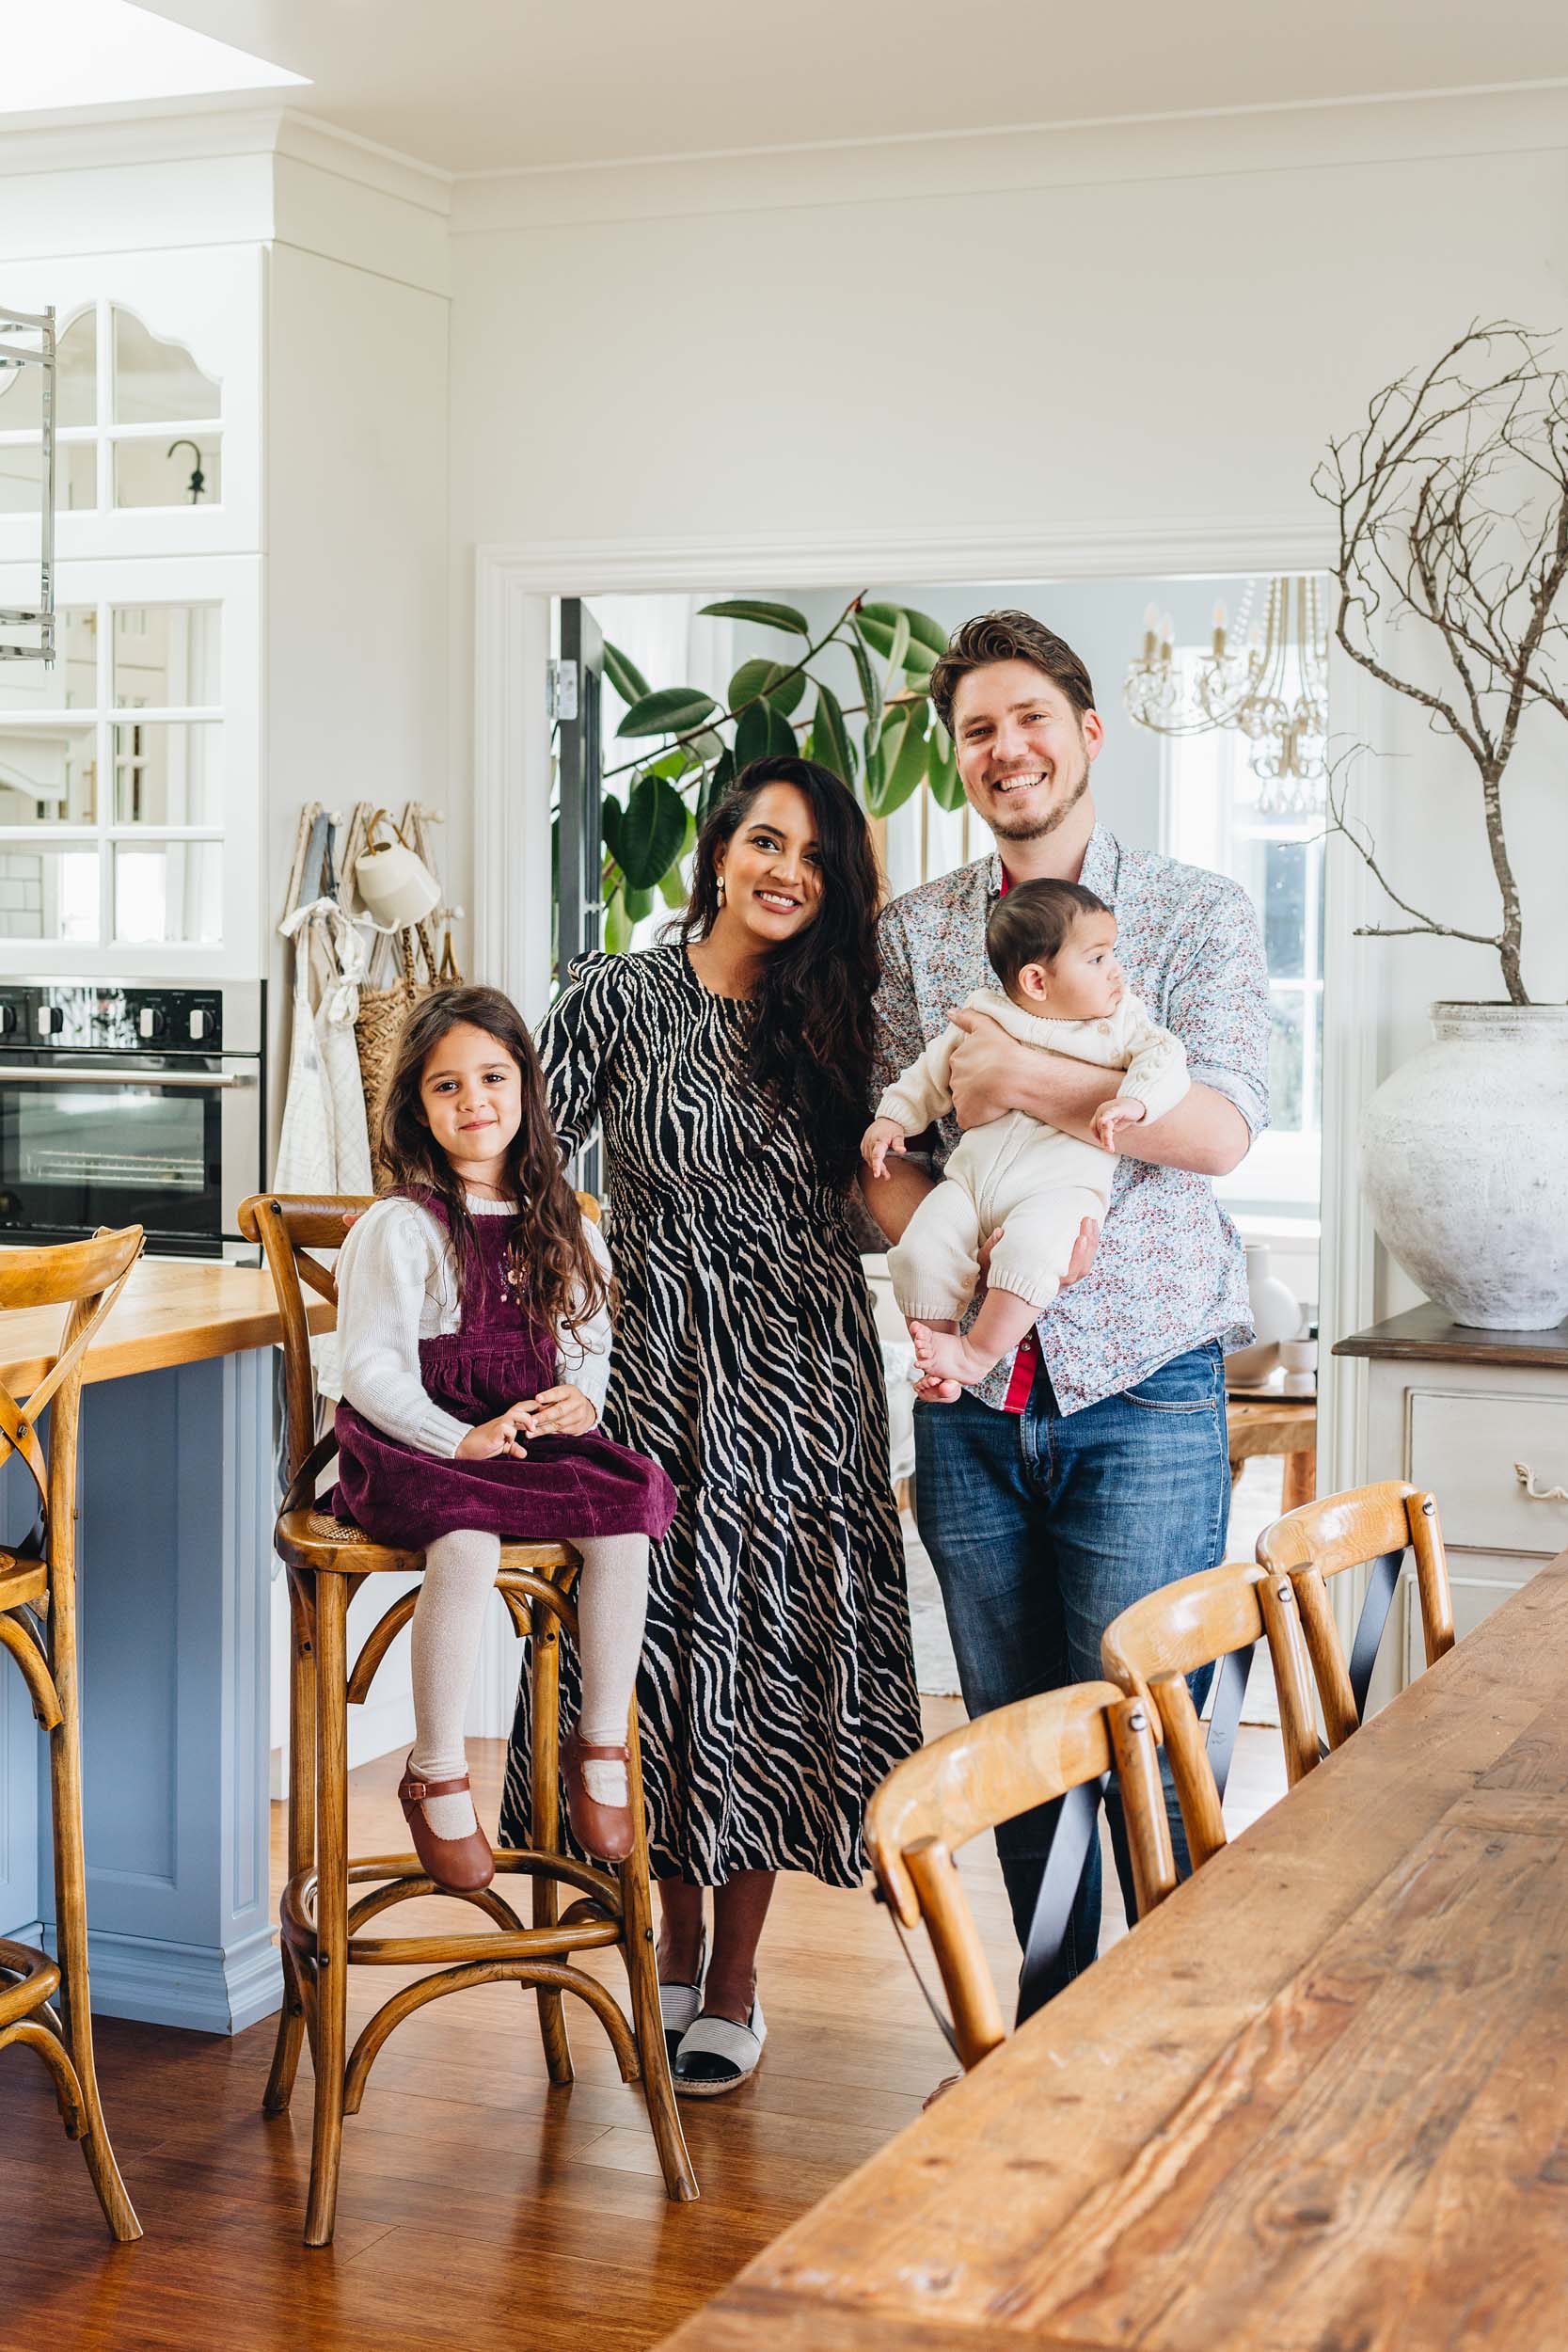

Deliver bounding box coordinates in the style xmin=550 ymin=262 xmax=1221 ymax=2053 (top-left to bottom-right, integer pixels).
xmin=865 ymin=1681 xmax=1175 ymax=2073
xmin=241 ymin=1193 xmax=696 ymax=2248
xmin=1101 ymin=1562 xmax=1320 ymax=1874
xmin=1257 ymin=1480 xmax=1454 ymax=1749
xmin=0 ymin=1226 xmax=145 ymax=2241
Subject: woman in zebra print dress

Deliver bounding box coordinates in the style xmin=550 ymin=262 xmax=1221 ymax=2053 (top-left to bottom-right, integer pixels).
xmin=499 ymin=755 xmax=921 ymax=2092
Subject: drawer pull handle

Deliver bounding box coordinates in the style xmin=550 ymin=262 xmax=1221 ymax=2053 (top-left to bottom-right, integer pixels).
xmin=1514 ymin=1461 xmax=1568 ymax=1503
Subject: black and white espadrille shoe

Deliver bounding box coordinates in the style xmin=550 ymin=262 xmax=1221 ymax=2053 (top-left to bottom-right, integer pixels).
xmin=673 ymin=1994 xmax=766 ymax=2099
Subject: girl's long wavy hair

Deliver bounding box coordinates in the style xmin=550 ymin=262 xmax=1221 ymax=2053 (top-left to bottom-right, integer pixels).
xmin=673 ymin=755 xmax=881 ymax=1185
xmin=378 ymin=985 xmax=610 ymax=1340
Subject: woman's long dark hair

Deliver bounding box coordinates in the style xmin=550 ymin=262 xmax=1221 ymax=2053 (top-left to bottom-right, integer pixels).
xmin=674 ymin=755 xmax=881 ymax=1185
xmin=379 ymin=984 xmax=611 ymax=1340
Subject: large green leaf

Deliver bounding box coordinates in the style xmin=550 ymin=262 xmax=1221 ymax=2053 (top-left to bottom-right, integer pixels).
xmin=733 ymin=699 xmax=797 ymax=773
xmin=616 ymin=685 xmax=718 ymax=739
xmin=623 ymin=881 xmax=655 ymax=922
xmin=602 ymin=640 xmax=651 ymax=707
xmin=600 ymin=796 xmax=624 ymax=859
xmin=699 ymin=747 xmax=735 ymax=825
xmin=728 ymin=657 xmax=806 ymax=718
xmin=603 ymin=890 xmax=631 ymax=954
xmin=845 ymin=627 xmax=882 ymax=738
xmin=618 ymin=771 xmax=689 ymax=889
xmin=658 ymin=865 xmax=688 ymax=910
xmin=858 ymin=602 xmax=947 ymax=674
xmin=927 ymin=720 xmax=966 ymax=812
xmin=699 ymin=598 xmax=810 ymax=636
xmin=811 ymin=685 xmax=855 ymax=787
xmin=872 ymin=701 xmax=930 ymax=817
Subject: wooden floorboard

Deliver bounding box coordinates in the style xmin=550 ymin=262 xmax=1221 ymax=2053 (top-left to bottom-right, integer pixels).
xmin=0 ymin=1707 xmax=1285 ymax=2351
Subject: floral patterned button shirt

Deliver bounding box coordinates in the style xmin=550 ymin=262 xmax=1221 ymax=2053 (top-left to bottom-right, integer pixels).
xmin=872 ymin=824 xmax=1271 ymax=1416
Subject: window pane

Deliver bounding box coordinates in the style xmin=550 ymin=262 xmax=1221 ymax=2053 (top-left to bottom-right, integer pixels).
xmin=115 ymin=842 xmax=221 ymax=943
xmin=0 ymin=610 xmax=96 ymax=714
xmin=113 ymin=721 xmax=221 ymax=826
xmin=114 ymin=605 xmax=219 ymax=707
xmin=0 ymin=310 xmax=95 ymax=432
xmin=0 ymin=723 xmax=96 ymax=823
xmin=1267 ymin=990 xmax=1305 ymax=1133
xmin=114 ymin=435 xmax=221 ymax=510
xmin=1263 ymin=839 xmax=1307 ymax=977
xmin=0 ymin=438 xmax=95 ymax=513
xmin=0 ymin=846 xmax=99 ymax=941
xmin=112 ymin=310 xmax=220 ymax=424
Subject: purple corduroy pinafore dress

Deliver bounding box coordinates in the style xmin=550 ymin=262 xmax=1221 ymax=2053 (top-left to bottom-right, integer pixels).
xmin=333 ymin=1196 xmax=676 ymax=1549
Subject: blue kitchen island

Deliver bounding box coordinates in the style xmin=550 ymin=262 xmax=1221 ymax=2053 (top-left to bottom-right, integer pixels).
xmin=0 ymin=1263 xmax=330 ymax=2035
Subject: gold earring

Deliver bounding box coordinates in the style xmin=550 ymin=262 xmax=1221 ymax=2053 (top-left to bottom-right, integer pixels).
xmin=716 ymin=874 xmax=726 ymax=900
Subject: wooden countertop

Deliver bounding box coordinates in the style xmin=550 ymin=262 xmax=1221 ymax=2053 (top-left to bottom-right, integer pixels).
xmin=1335 ymin=1301 xmax=1568 ymax=1370
xmin=0 ymin=1259 xmax=333 ymax=1393
xmin=661 ymin=1549 xmax=1568 ymax=2352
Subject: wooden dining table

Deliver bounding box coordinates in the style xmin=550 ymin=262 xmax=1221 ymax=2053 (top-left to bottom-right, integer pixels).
xmin=660 ymin=1546 xmax=1568 ymax=2352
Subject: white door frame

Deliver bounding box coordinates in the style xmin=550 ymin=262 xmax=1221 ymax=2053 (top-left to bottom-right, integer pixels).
xmin=469 ymin=517 xmax=1382 ymax=1731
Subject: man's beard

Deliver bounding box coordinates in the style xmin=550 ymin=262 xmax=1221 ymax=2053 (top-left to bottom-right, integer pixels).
xmin=987 ymin=761 xmax=1091 ymax=843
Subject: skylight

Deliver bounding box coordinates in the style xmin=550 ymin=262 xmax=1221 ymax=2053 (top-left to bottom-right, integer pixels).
xmin=0 ymin=0 xmax=308 ymax=114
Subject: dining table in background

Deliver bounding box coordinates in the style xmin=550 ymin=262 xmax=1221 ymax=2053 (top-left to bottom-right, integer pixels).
xmin=660 ymin=1546 xmax=1568 ymax=2352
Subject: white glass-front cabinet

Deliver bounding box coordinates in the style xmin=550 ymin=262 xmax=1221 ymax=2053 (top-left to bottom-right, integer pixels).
xmin=0 ymin=250 xmax=262 ymax=977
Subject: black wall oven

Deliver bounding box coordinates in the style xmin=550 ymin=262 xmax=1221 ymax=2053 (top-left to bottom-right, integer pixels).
xmin=0 ymin=980 xmax=264 ymax=1259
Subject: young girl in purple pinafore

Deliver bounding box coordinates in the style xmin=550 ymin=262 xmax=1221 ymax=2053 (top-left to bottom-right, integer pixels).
xmin=332 ymin=985 xmax=676 ymax=1894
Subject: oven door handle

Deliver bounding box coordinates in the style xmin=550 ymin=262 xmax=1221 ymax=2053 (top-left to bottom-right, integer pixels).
xmin=0 ymin=1065 xmax=258 ymax=1089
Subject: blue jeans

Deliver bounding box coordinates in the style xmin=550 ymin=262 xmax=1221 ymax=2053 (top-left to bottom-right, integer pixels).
xmin=912 ymin=1342 xmax=1229 ymax=2000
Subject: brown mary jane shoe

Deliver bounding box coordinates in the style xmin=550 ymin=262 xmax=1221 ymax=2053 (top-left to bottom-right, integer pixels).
xmin=562 ymin=1726 xmax=636 ymax=1863
xmin=398 ymin=1756 xmax=496 ymax=1893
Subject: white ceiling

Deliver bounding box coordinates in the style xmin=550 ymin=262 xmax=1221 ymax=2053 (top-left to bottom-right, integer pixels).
xmin=133 ymin=1 xmax=1568 ymax=175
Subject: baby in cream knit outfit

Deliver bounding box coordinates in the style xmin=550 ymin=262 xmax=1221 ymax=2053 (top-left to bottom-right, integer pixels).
xmin=863 ymin=878 xmax=1189 ymax=1391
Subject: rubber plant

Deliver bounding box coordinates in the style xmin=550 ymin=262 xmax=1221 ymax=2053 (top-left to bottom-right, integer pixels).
xmin=590 ymin=593 xmax=963 ymax=951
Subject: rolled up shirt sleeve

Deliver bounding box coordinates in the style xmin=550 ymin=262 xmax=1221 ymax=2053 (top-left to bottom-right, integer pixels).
xmin=1164 ymin=877 xmax=1271 ymax=1136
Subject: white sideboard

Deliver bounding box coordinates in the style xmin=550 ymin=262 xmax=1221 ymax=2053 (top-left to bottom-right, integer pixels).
xmin=1336 ymin=1308 xmax=1568 ymax=1710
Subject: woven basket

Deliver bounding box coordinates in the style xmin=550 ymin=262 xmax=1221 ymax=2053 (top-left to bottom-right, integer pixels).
xmin=355 ymin=927 xmax=459 ymax=1188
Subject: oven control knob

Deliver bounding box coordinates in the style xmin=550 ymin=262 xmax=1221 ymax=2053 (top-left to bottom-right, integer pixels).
xmin=0 ymin=1004 xmax=14 ymax=1035
xmin=36 ymin=1005 xmax=62 ymax=1037
xmin=188 ymin=1009 xmax=211 ymax=1042
xmin=138 ymin=1006 xmax=166 ymax=1041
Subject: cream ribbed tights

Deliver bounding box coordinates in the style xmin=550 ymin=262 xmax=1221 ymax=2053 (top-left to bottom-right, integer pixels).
xmin=408 ymin=1529 xmax=650 ymax=1839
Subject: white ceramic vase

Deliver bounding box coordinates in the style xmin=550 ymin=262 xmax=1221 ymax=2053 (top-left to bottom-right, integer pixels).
xmin=1225 ymin=1243 xmax=1303 ymax=1387
xmin=1360 ymin=1001 xmax=1568 ymax=1329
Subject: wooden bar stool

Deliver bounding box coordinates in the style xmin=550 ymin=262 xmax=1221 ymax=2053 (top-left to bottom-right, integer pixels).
xmin=0 ymin=1226 xmax=144 ymax=2242
xmin=865 ymin=1681 xmax=1175 ymax=2072
xmin=1257 ymin=1480 xmax=1454 ymax=1748
xmin=1101 ymin=1562 xmax=1320 ymax=1873
xmin=242 ymin=1193 xmax=697 ymax=2248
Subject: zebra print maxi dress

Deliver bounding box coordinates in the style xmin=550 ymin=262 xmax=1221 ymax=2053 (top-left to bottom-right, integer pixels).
xmin=498 ymin=945 xmax=922 ymax=1889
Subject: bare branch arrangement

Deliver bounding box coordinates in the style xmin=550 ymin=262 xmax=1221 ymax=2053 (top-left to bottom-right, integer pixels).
xmin=1313 ymin=321 xmax=1568 ymax=1005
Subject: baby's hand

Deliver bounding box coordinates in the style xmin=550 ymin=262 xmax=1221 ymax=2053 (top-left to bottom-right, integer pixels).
xmin=862 ymin=1118 xmax=907 ymax=1180
xmin=455 ymin=1401 xmax=537 ymax=1461
xmin=1091 ymin=1097 xmax=1147 ymax=1152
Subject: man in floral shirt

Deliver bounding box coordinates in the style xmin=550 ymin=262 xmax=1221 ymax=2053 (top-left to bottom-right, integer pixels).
xmin=866 ymin=610 xmax=1270 ymax=1997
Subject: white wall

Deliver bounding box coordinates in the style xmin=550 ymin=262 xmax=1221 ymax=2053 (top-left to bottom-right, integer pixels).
xmin=449 ymin=84 xmax=1568 ymax=1378
xmin=263 ymin=238 xmax=451 ymax=1135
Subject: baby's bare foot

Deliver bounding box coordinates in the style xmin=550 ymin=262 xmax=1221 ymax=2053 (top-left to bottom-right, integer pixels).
xmin=910 ymin=1321 xmax=990 ymax=1390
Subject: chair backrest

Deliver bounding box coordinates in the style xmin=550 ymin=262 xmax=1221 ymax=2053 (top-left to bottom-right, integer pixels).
xmin=238 ymin=1191 xmax=601 ymax=1486
xmin=0 ymin=1226 xmax=144 ymax=1555
xmin=865 ymin=1679 xmax=1175 ymax=2072
xmin=1256 ymin=1479 xmax=1453 ymax=1748
xmin=1101 ymin=1561 xmax=1319 ymax=1873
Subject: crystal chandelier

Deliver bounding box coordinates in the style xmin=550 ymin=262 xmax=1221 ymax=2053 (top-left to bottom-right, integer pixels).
xmin=1123 ymin=575 xmax=1328 ymax=815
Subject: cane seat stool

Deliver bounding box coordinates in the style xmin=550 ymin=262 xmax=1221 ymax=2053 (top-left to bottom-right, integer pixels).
xmin=242 ymin=1193 xmax=697 ymax=2248
xmin=1101 ymin=1561 xmax=1321 ymax=1875
xmin=0 ymin=1226 xmax=145 ymax=2241
xmin=1257 ymin=1479 xmax=1454 ymax=1749
xmin=866 ymin=1680 xmax=1176 ymax=2074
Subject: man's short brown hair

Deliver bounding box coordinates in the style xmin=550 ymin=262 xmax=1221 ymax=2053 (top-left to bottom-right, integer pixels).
xmin=929 ymin=610 xmax=1097 ymax=737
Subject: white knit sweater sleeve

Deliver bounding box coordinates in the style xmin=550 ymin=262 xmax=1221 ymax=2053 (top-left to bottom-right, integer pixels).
xmin=554 ymin=1216 xmax=614 ymax=1419
xmin=1113 ymin=993 xmax=1192 ymax=1122
xmin=335 ymin=1198 xmax=470 ymax=1460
